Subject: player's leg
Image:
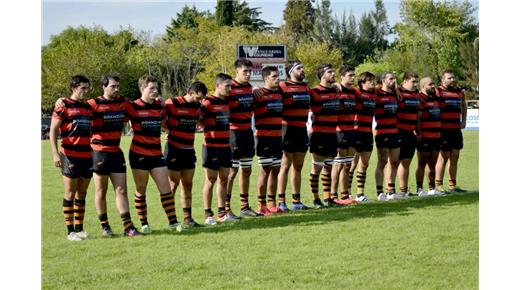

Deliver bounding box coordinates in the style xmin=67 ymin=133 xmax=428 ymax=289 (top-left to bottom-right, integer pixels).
xmin=131 ymin=168 xmax=151 ymax=232
xmin=375 ymin=147 xmax=389 ymax=200
xmin=203 ymin=168 xmax=219 ymax=225
xmin=386 ymin=147 xmax=401 ymax=199
xmin=110 ymin=172 xmax=139 ymax=236
xmin=150 ymin=165 xmax=179 ymax=229
xmin=179 ymin=169 xmax=198 ymax=225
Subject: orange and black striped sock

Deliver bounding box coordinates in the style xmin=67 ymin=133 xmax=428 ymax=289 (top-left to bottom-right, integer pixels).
xmin=435 ymin=180 xmax=443 ymax=189
xmin=267 ymin=194 xmax=276 ymax=208
xmin=183 ymin=207 xmax=192 ymax=222
xmin=356 ymin=171 xmax=367 ymax=194
xmin=448 ymin=179 xmax=456 ymax=189
xmin=278 ymin=193 xmax=286 ymax=204
xmin=387 ymin=183 xmax=396 ymax=194
xmin=63 ymin=199 xmax=74 ymax=234
xmin=240 ymin=194 xmax=249 ymax=210
xmin=120 ymin=212 xmax=134 ymax=231
xmin=134 ymin=194 xmax=148 ymax=226
xmin=292 ymin=193 xmax=301 ymax=203
xmin=322 ymin=172 xmax=332 ymax=200
xmin=309 ymin=173 xmax=320 ymax=200
xmin=225 ymin=194 xmax=232 ymax=212
xmin=98 ymin=213 xmax=110 ymax=230
xmin=73 ymin=198 xmax=85 ymax=232
xmin=258 ymin=195 xmax=267 ymax=207
xmin=160 ymin=191 xmax=177 ymax=225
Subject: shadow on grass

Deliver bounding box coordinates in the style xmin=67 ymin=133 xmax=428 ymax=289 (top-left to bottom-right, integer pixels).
xmin=145 ymin=191 xmax=479 ymax=237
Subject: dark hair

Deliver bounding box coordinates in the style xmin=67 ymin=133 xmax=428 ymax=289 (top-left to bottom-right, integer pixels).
xmin=403 ymin=71 xmax=419 ymax=81
xmin=316 ymin=63 xmax=333 ymax=80
xmin=285 ymin=59 xmax=302 ymax=76
xmin=138 ymin=75 xmax=158 ymax=89
xmin=234 ymin=58 xmax=253 ymax=69
xmin=70 ymin=75 xmax=90 ymax=91
xmin=357 ymin=71 xmax=375 ymax=88
xmin=215 ymin=73 xmax=233 ymax=84
xmin=100 ymin=74 xmax=120 ymax=88
xmin=188 ymin=81 xmax=208 ymax=95
xmin=262 ymin=66 xmax=279 ymax=79
xmin=340 ymin=64 xmax=356 ymax=77
xmin=441 ymin=69 xmax=454 ymax=78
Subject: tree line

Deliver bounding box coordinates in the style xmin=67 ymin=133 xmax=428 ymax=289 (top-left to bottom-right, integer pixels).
xmin=41 ymin=0 xmax=478 ymax=115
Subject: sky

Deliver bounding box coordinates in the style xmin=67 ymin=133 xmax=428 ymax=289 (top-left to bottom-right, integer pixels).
xmin=42 ymin=0 xmax=419 ymax=45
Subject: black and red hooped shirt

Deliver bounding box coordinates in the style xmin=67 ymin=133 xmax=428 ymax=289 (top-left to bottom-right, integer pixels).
xmin=310 ymin=85 xmax=339 ymax=134
xmin=52 ymin=98 xmax=92 ymax=158
xmin=337 ymin=85 xmax=357 ymax=132
xmin=397 ymin=88 xmax=422 ymax=132
xmin=88 ymin=96 xmax=128 ymax=152
xmin=279 ymin=81 xmax=312 ymax=128
xmin=374 ymin=88 xmax=399 ymax=135
xmin=125 ymin=98 xmax=165 ymax=157
xmin=165 ymin=96 xmax=201 ymax=149
xmin=354 ymin=88 xmax=377 ymax=133
xmin=228 ymin=80 xmax=253 ymax=131
xmin=437 ymin=85 xmax=465 ymax=130
xmin=253 ymin=87 xmax=283 ymax=138
xmin=201 ymin=95 xmax=230 ymax=148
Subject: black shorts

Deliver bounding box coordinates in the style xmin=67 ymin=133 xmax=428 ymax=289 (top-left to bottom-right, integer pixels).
xmin=353 ymin=131 xmax=374 ymax=153
xmin=337 ymin=130 xmax=356 ymax=149
xmin=202 ymin=145 xmax=232 ymax=170
xmin=255 ymin=136 xmax=283 ymax=159
xmin=129 ymin=151 xmax=166 ymax=171
xmin=375 ymin=133 xmax=401 ymax=149
xmin=282 ymin=125 xmax=309 ymax=153
xmin=165 ymin=144 xmax=196 ymax=171
xmin=309 ymin=132 xmax=338 ymax=158
xmin=440 ymin=129 xmax=463 ymax=151
xmin=230 ymin=129 xmax=255 ymax=159
xmin=60 ymin=153 xmax=93 ymax=179
xmin=92 ymin=150 xmax=126 ymax=175
xmin=399 ymin=130 xmax=417 ymax=160
xmin=417 ymin=138 xmax=441 ymax=152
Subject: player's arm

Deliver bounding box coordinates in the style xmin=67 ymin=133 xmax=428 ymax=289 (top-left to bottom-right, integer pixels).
xmin=252 ymin=86 xmax=264 ymax=98
xmin=49 ymin=116 xmax=63 ymax=167
xmin=461 ymin=93 xmax=467 ymax=129
xmin=54 ymin=97 xmax=66 ymax=109
xmin=415 ymin=111 xmax=422 ymax=142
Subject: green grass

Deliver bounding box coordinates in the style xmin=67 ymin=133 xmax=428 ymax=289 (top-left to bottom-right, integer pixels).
xmin=42 ymin=131 xmax=478 ymax=289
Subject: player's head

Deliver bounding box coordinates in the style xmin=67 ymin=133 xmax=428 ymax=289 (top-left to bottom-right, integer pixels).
xmin=215 ymin=73 xmax=233 ymax=98
xmin=402 ymin=72 xmax=419 ymax=91
xmin=138 ymin=75 xmax=159 ymax=99
xmin=317 ymin=63 xmax=335 ymax=84
xmin=420 ymin=77 xmax=436 ymax=96
xmin=262 ymin=66 xmax=280 ymax=89
xmin=441 ymin=69 xmax=456 ymax=88
xmin=381 ymin=72 xmax=396 ymax=90
xmin=187 ymin=81 xmax=208 ymax=102
xmin=100 ymin=74 xmax=120 ymax=99
xmin=234 ymin=58 xmax=253 ymax=83
xmin=358 ymin=71 xmax=375 ymax=90
xmin=70 ymin=75 xmax=90 ymax=100
xmin=285 ymin=60 xmax=305 ymax=82
xmin=340 ymin=65 xmax=356 ymax=86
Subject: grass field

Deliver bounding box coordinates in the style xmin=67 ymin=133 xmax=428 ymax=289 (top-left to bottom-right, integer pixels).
xmin=41 ymin=131 xmax=478 ymax=289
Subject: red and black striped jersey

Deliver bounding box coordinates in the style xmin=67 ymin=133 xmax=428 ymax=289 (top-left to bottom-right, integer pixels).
xmin=125 ymin=98 xmax=165 ymax=157
xmin=52 ymin=98 xmax=92 ymax=158
xmin=279 ymin=81 xmax=311 ymax=128
xmin=165 ymin=96 xmax=201 ymax=149
xmin=88 ymin=96 xmax=128 ymax=152
xmin=354 ymin=89 xmax=377 ymax=133
xmin=397 ymin=88 xmax=422 ymax=132
xmin=228 ymin=80 xmax=253 ymax=131
xmin=310 ymin=85 xmax=339 ymax=134
xmin=374 ymin=88 xmax=399 ymax=135
xmin=337 ymin=85 xmax=357 ymax=132
xmin=437 ymin=85 xmax=465 ymax=129
xmin=200 ymin=95 xmax=230 ymax=148
xmin=419 ymin=92 xmax=441 ymax=139
xmin=253 ymin=87 xmax=283 ymax=137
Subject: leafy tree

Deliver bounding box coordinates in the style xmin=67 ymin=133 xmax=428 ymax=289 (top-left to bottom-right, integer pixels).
xmin=165 ymin=5 xmax=211 ymax=40
xmin=331 ymin=10 xmax=359 ymax=65
xmin=293 ymin=42 xmax=343 ymax=87
xmin=283 ymin=0 xmax=315 ymax=40
xmin=313 ymin=0 xmax=334 ymax=46
xmin=232 ymin=0 xmax=272 ymax=32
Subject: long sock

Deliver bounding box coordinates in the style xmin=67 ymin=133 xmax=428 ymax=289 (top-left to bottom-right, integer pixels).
xmin=322 ymin=172 xmax=332 ymax=200
xmin=134 ymin=194 xmax=148 ymax=226
xmin=292 ymin=193 xmax=301 ymax=203
xmin=278 ymin=193 xmax=286 ymax=204
xmin=217 ymin=207 xmax=226 ymax=219
xmin=120 ymin=212 xmax=134 ymax=231
xmin=160 ymin=191 xmax=177 ymax=225
xmin=258 ymin=195 xmax=267 ymax=207
xmin=240 ymin=194 xmax=249 ymax=210
xmin=225 ymin=194 xmax=232 ymax=212
xmin=98 ymin=213 xmax=110 ymax=230
xmin=309 ymin=173 xmax=320 ymax=200
xmin=267 ymin=194 xmax=276 ymax=208
xmin=356 ymin=171 xmax=367 ymax=195
xmin=204 ymin=208 xmax=213 ymax=218
xmin=448 ymin=179 xmax=456 ymax=189
xmin=387 ymin=183 xmax=396 ymax=194
xmin=63 ymin=199 xmax=74 ymax=234
xmin=183 ymin=207 xmax=192 ymax=222
xmin=435 ymin=179 xmax=443 ymax=189
xmin=73 ymin=198 xmax=85 ymax=232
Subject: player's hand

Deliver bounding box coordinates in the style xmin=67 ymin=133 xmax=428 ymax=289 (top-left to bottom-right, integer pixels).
xmin=334 ymin=82 xmax=341 ymax=91
xmin=155 ymin=96 xmax=165 ymax=106
xmin=461 ymin=120 xmax=466 ymax=129
xmin=53 ymin=153 xmax=62 ymax=167
xmin=252 ymin=87 xmax=264 ymax=98
xmin=54 ymin=97 xmax=66 ymax=109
